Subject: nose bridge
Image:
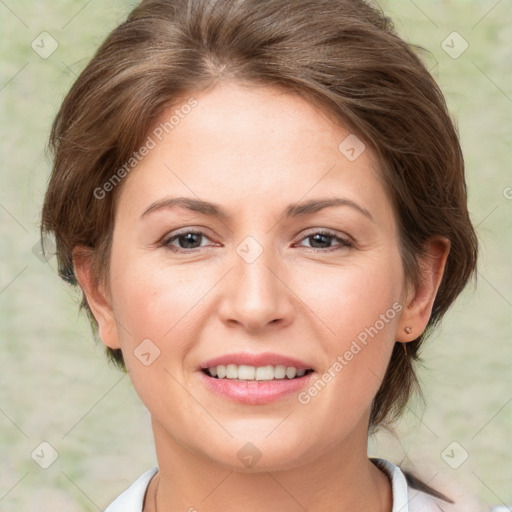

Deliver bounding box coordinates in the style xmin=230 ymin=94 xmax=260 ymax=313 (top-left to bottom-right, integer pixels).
xmin=220 ymin=233 xmax=292 ymax=330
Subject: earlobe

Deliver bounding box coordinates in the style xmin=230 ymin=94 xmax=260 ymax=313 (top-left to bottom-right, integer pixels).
xmin=396 ymin=237 xmax=450 ymax=342
xmin=72 ymin=246 xmax=121 ymax=349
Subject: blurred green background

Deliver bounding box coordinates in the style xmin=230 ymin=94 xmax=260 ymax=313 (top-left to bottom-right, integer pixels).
xmin=1 ymin=0 xmax=511 ymax=510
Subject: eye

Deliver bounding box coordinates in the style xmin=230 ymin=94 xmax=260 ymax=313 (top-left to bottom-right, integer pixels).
xmin=162 ymin=230 xmax=214 ymax=252
xmin=295 ymin=229 xmax=353 ymax=251
xmin=161 ymin=228 xmax=353 ymax=254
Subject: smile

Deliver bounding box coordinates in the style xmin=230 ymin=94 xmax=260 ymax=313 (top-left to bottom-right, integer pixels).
xmin=203 ymin=364 xmax=314 ymax=381
xmin=198 ymin=352 xmax=316 ymax=404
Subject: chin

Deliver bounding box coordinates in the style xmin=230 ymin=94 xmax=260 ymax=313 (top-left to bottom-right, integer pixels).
xmin=211 ymin=449 xmax=310 ymax=474
xmin=197 ymin=432 xmax=318 ymax=474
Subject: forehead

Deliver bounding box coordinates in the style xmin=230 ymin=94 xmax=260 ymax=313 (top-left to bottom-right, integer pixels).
xmin=116 ymin=81 xmax=394 ymax=227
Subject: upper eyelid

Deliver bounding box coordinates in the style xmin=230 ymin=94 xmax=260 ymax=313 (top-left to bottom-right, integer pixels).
xmin=163 ymin=227 xmax=352 ymax=247
xmin=162 ymin=229 xmax=213 ymax=245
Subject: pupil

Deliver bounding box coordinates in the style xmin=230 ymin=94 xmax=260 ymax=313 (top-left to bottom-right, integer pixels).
xmin=181 ymin=233 xmax=201 ymax=248
xmin=311 ymin=234 xmax=330 ymax=248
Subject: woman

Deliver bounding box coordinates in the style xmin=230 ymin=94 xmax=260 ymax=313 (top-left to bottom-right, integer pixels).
xmin=41 ymin=0 xmax=481 ymax=510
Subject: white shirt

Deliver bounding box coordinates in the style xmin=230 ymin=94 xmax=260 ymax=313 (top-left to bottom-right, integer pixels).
xmin=104 ymin=458 xmax=456 ymax=512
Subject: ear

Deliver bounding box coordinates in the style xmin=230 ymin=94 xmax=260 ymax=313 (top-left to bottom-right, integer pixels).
xmin=396 ymin=237 xmax=450 ymax=342
xmin=72 ymin=246 xmax=121 ymax=349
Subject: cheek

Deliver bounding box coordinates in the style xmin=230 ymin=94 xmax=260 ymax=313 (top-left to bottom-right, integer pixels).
xmin=107 ymin=253 xmax=222 ymax=391
xmin=294 ymin=254 xmax=403 ymax=407
xmin=108 ymin=256 xmax=207 ymax=412
xmin=110 ymin=254 xmax=200 ymax=340
xmin=298 ymin=253 xmax=403 ymax=340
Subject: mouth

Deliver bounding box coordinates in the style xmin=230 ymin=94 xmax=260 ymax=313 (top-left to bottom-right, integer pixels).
xmin=198 ymin=353 xmax=316 ymax=404
xmin=202 ymin=364 xmax=314 ymax=381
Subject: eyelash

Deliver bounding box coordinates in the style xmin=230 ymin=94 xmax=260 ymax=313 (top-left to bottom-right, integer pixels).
xmin=161 ymin=228 xmax=354 ymax=253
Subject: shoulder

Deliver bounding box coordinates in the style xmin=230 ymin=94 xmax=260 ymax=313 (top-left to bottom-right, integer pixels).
xmin=370 ymin=458 xmax=485 ymax=512
xmin=104 ymin=467 xmax=158 ymax=512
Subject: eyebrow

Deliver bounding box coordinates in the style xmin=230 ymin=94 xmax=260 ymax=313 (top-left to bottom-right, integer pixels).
xmin=141 ymin=196 xmax=374 ymax=222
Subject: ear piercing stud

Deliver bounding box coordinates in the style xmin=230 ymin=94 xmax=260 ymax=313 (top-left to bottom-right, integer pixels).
xmin=404 ymin=327 xmax=412 ymax=334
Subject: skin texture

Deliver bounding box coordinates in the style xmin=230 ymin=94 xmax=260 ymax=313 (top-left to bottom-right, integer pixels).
xmin=74 ymin=81 xmax=449 ymax=511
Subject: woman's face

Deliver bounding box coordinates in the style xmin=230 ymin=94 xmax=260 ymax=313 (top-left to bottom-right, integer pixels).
xmin=94 ymin=82 xmax=411 ymax=471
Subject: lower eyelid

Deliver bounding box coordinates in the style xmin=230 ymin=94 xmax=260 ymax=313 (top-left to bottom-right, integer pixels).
xmin=163 ymin=231 xmax=211 ymax=249
xmin=162 ymin=230 xmax=353 ymax=251
xmin=297 ymin=235 xmax=353 ymax=249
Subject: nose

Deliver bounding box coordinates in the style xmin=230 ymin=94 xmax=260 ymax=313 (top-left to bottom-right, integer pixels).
xmin=217 ymin=237 xmax=295 ymax=333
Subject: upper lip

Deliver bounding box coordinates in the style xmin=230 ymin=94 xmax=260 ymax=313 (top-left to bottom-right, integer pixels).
xmin=199 ymin=352 xmax=314 ymax=371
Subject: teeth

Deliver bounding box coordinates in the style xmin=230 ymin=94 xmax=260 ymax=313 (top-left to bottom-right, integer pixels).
xmin=226 ymin=364 xmax=238 ymax=379
xmin=206 ymin=364 xmax=310 ymax=381
xmin=238 ymin=365 xmax=255 ymax=380
xmin=285 ymin=367 xmax=297 ymax=379
xmin=274 ymin=365 xmax=286 ymax=379
xmin=255 ymin=365 xmax=274 ymax=380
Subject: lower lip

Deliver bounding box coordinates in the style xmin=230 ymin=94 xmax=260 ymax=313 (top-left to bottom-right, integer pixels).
xmin=198 ymin=371 xmax=315 ymax=405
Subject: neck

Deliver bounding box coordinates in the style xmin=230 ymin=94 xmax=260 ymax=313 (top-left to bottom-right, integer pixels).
xmin=145 ymin=419 xmax=392 ymax=512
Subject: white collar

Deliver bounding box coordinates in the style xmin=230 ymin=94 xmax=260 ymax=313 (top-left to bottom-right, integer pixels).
xmin=104 ymin=466 xmax=157 ymax=512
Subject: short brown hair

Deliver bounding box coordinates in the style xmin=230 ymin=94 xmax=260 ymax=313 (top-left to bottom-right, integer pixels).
xmin=41 ymin=0 xmax=478 ymax=430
